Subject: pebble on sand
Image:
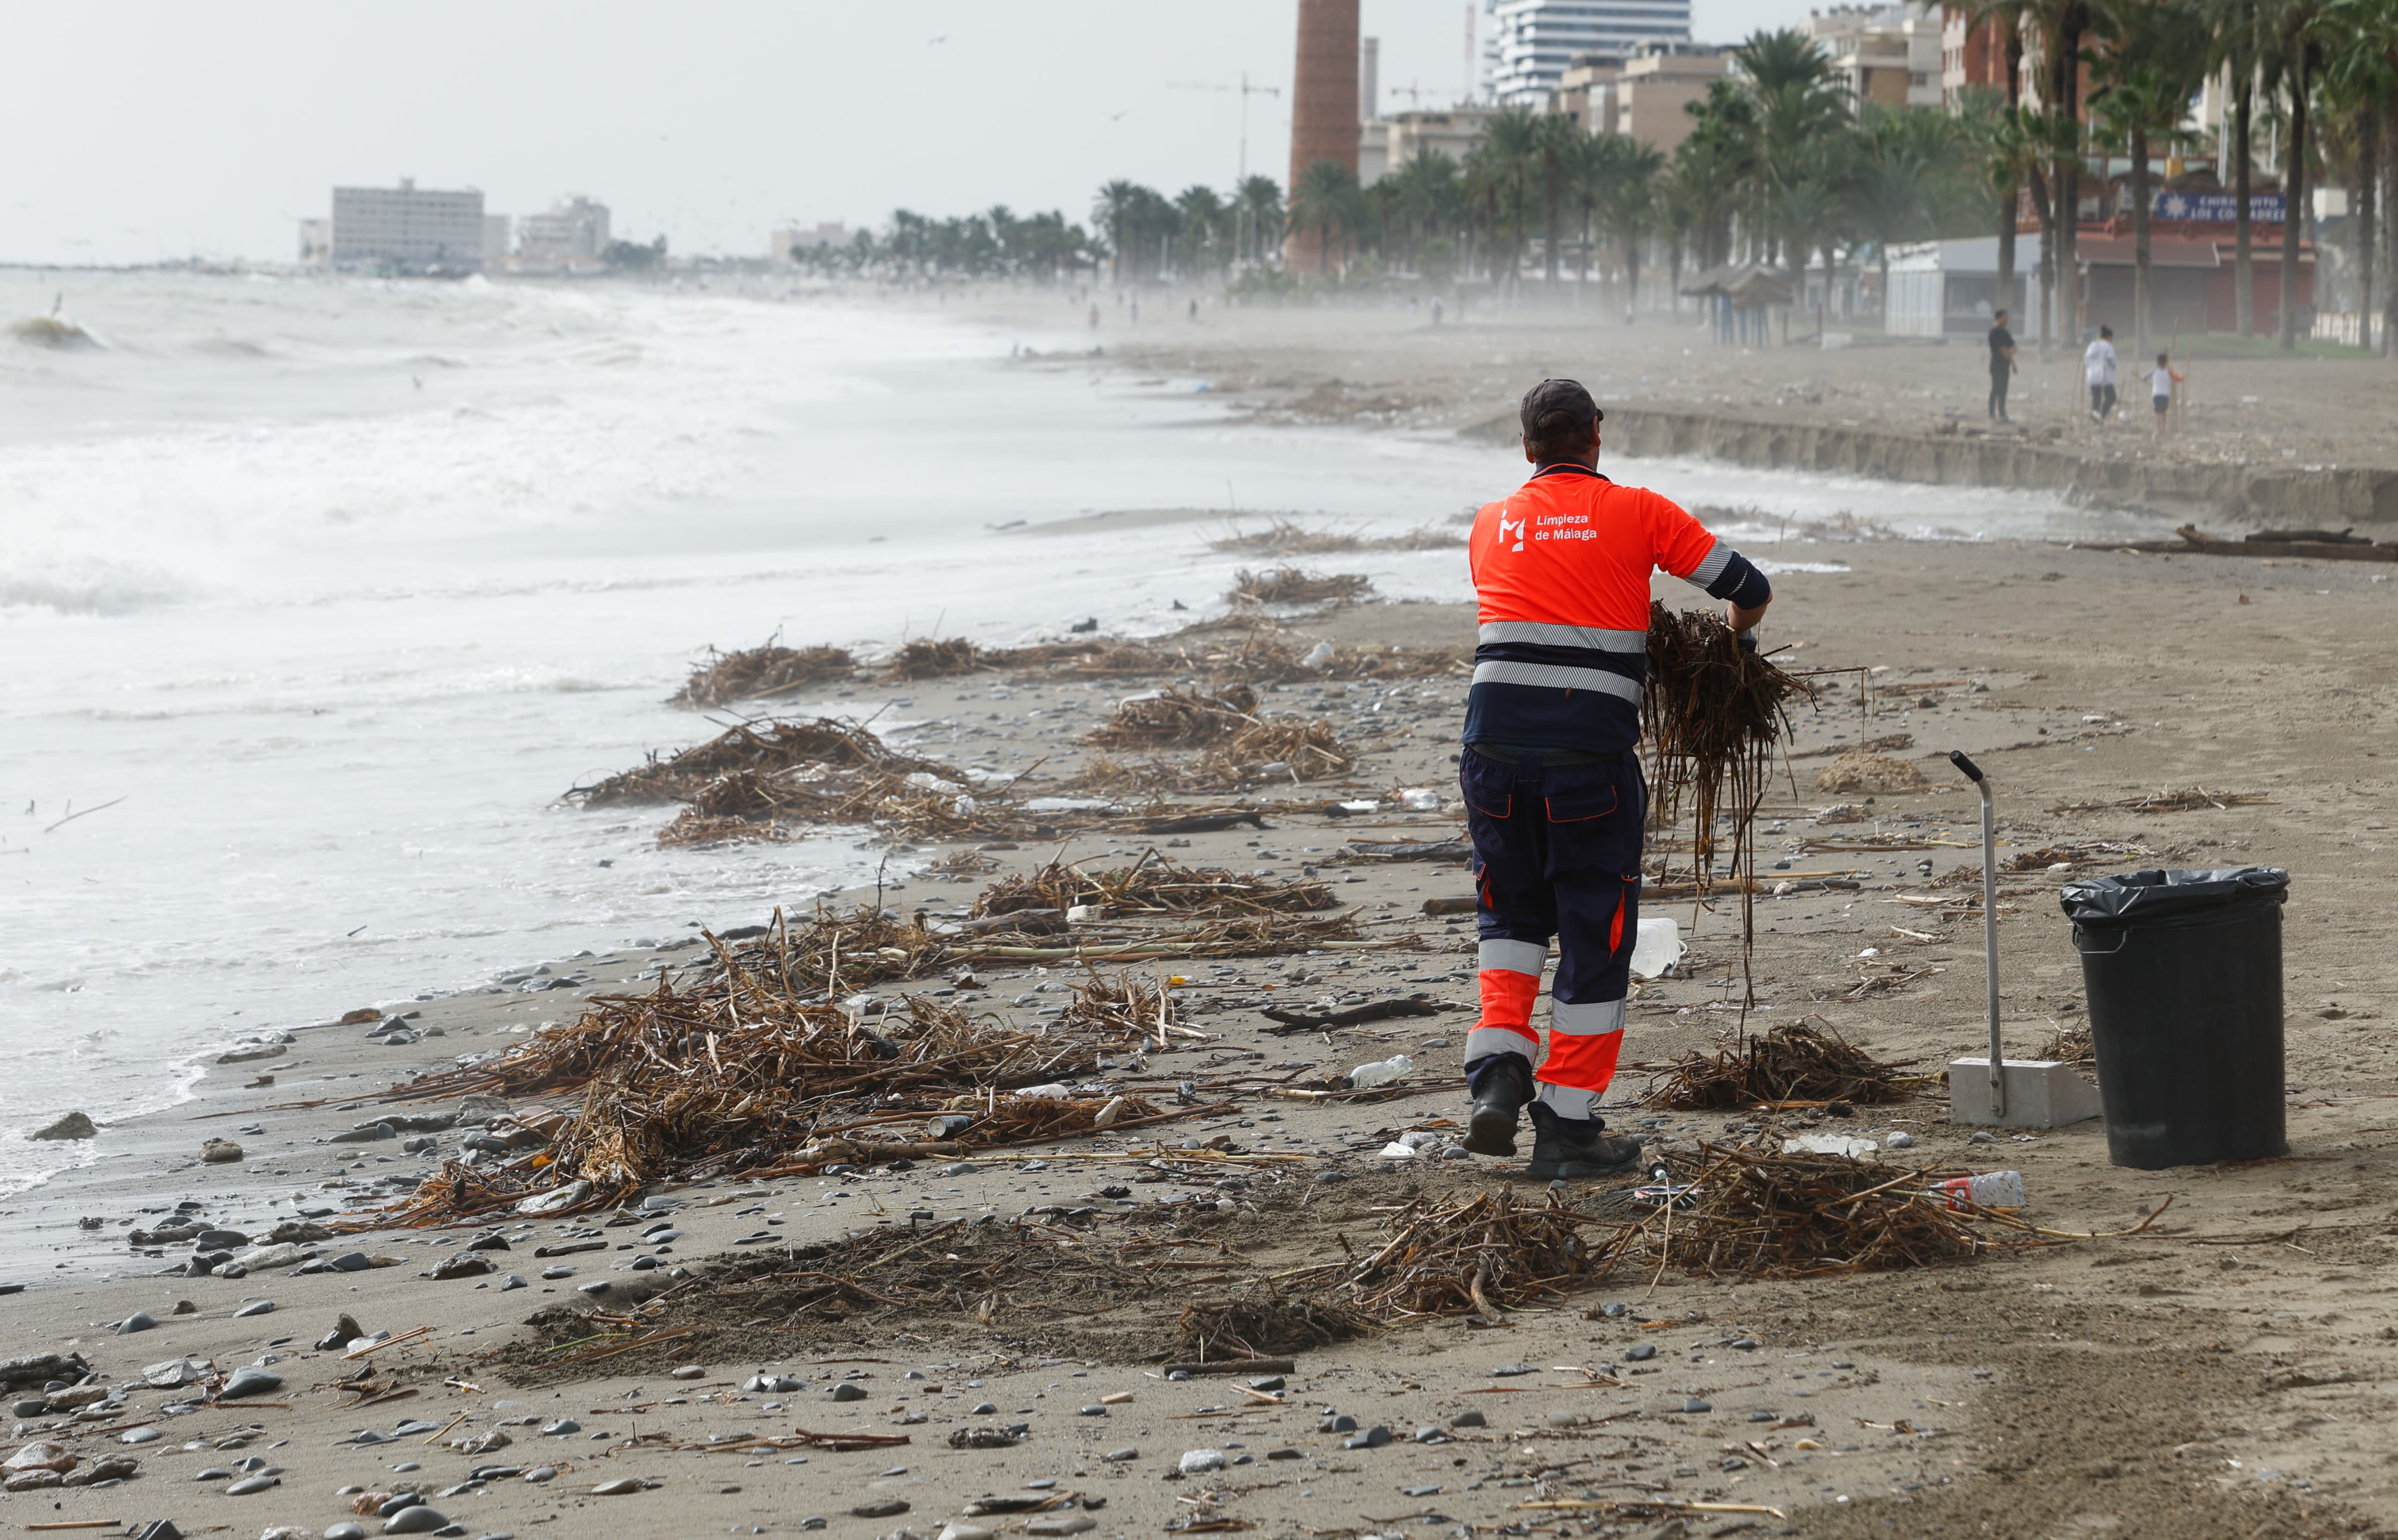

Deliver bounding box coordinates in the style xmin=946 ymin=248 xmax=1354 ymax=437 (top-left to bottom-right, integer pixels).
xmin=1177 ymin=1450 xmax=1227 ymax=1473
xmin=382 ymin=1506 xmax=449 ymax=1533
xmin=219 ymin=1366 xmax=284 ymax=1400
xmin=200 ymin=1138 xmax=244 ymax=1163
xmin=30 ymin=1111 xmax=96 ymax=1141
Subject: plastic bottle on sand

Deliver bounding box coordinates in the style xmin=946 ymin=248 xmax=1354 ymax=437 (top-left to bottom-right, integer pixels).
xmin=1346 ymin=1054 xmax=1414 ymax=1090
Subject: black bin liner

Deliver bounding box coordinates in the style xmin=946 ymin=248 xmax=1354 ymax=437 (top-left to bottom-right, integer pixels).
xmin=2059 ymin=867 xmax=2288 ymax=1170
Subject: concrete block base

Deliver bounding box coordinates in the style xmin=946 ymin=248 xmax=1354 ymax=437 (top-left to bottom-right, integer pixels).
xmin=1947 ymin=1058 xmax=2105 ymax=1129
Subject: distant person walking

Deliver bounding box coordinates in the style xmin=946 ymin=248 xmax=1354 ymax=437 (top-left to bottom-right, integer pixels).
xmin=2084 ymin=326 xmax=2118 ymax=422
xmin=1088 ymin=303 xmax=1100 ymax=330
xmin=1431 ymin=297 xmax=1444 ymax=326
xmin=2150 ymin=352 xmax=2186 ymax=438
xmin=1987 ymin=310 xmax=2017 ymax=422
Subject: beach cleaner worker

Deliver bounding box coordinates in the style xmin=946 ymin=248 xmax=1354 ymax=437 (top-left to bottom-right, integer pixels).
xmin=1459 ymin=379 xmax=1773 ymax=1177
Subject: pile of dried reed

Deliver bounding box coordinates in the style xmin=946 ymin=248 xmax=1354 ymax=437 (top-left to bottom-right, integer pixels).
xmin=1621 ymin=1145 xmax=2026 ymax=1279
xmin=1643 ymin=1021 xmax=1917 ymax=1110
xmin=1288 ymin=1186 xmax=1620 ymax=1319
xmin=1196 ymin=720 xmax=1355 ymax=785
xmin=888 ymin=637 xmax=984 ymax=680
xmin=1211 ymin=518 xmax=1367 ymax=555
xmin=1055 ymin=972 xmax=1181 ymax=1044
xmin=571 ymin=718 xmax=927 ymax=807
xmin=1228 ymin=568 xmax=1373 ymax=608
xmin=1174 ymin=1287 xmax=1376 ymax=1358
xmin=1087 ymin=686 xmax=1257 ymax=749
xmin=669 ymin=642 xmax=855 ymax=709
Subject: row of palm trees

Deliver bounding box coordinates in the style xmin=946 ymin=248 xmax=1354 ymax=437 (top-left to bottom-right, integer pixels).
xmin=1965 ymin=0 xmax=2398 ymax=354
xmin=788 ymin=206 xmax=1098 ymax=281
xmin=1273 ymin=31 xmax=1985 ymax=328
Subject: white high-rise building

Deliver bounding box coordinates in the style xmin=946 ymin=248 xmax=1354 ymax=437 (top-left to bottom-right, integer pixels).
xmin=329 ymin=179 xmax=486 ymax=273
xmin=1481 ymin=0 xmax=1694 ymax=104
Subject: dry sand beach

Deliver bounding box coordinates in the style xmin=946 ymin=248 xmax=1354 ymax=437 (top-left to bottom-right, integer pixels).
xmin=9 ymin=299 xmax=2398 ymax=1540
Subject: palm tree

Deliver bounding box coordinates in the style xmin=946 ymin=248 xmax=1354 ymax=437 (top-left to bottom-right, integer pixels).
xmin=2091 ymin=0 xmax=2212 ymax=354
xmin=1289 ymin=159 xmax=1361 ymax=274
xmin=1479 ymin=106 xmax=1545 ymax=298
xmin=2206 ymin=0 xmax=2279 ymax=335
xmin=1776 ymin=131 xmax=1856 ymax=335
xmin=2272 ymin=0 xmax=2333 ymax=348
xmin=1592 ymin=133 xmax=1665 ymax=316
xmin=1730 ymin=28 xmax=1849 ymax=263
xmin=1174 ymin=185 xmax=1226 ymax=278
xmin=1533 ymin=111 xmax=1583 ymax=295
xmin=1234 ymin=175 xmax=1285 ymax=267
xmin=1847 ymin=104 xmax=1969 ymax=325
xmin=1981 ymin=102 xmax=2046 ymax=324
xmin=1952 ymin=0 xmax=2031 ymax=311
xmin=2322 ymin=0 xmax=2398 ymax=352
xmin=1092 ymin=181 xmax=1142 ymax=287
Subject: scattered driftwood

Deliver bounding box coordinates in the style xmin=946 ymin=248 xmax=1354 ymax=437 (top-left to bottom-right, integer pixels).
xmin=2072 ymin=525 xmax=2398 ymax=563
xmin=977 ymin=858 xmax=1336 ymax=920
xmin=1643 ymin=1022 xmax=1918 ymax=1110
xmin=670 ymin=642 xmax=854 ymax=708
xmin=2050 ymin=787 xmax=2275 ymax=814
xmin=1259 ymin=998 xmax=1440 ymax=1033
xmin=1345 ymin=838 xmax=1471 ymax=863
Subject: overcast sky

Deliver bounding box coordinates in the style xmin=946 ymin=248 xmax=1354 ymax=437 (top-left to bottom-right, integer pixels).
xmin=5 ymin=0 xmax=1810 ymax=267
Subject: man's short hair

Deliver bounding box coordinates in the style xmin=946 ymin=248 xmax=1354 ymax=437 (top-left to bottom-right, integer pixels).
xmin=2100 ymin=325 xmax=2114 ymax=338
xmin=1994 ymin=310 xmax=2010 ymax=321
xmin=1520 ymin=378 xmax=1603 ymax=461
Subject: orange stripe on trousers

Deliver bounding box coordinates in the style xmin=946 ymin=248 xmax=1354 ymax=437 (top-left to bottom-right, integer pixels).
xmin=1474 ymin=968 xmax=1541 ymax=1045
xmin=1535 ymin=1028 xmax=1625 ymax=1097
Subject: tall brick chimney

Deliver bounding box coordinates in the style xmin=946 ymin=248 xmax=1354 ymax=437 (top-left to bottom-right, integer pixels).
xmin=1285 ymin=0 xmax=1361 ymax=272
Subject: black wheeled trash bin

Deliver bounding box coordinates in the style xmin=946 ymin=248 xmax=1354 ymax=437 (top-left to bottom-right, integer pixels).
xmin=2059 ymin=866 xmax=2289 ymax=1169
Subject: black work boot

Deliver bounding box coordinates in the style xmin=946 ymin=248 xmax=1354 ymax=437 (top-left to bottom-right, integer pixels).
xmin=1464 ymin=1055 xmax=1534 ymax=1157
xmin=1525 ymin=1103 xmax=1645 ymax=1179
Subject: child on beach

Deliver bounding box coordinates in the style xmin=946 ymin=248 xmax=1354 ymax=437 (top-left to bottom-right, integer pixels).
xmin=2150 ymin=352 xmax=2185 ymax=437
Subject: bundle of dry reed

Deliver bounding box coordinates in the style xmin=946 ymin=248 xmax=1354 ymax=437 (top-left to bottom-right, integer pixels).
xmin=1087 ymin=686 xmax=1258 ymax=749
xmin=1227 ymin=568 xmax=1373 ymax=608
xmin=570 ymin=718 xmax=929 ymax=807
xmin=1642 ymin=1021 xmax=1918 ymax=1110
xmin=669 ymin=642 xmax=854 ymax=709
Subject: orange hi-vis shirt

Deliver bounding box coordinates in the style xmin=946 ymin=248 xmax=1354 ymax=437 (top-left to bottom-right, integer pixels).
xmin=1463 ymin=462 xmax=1768 ymax=753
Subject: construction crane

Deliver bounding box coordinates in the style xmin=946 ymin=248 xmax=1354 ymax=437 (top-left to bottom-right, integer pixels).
xmin=1166 ymin=73 xmax=1283 ymax=183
